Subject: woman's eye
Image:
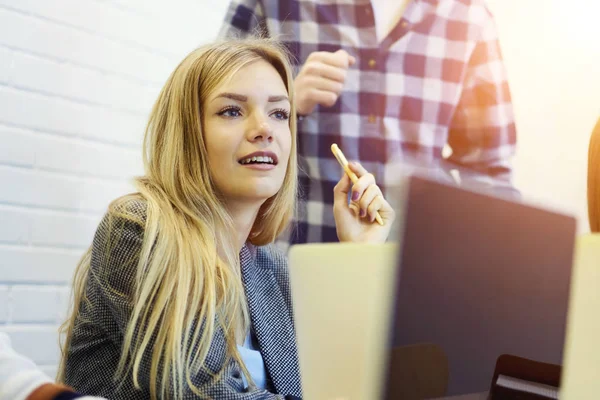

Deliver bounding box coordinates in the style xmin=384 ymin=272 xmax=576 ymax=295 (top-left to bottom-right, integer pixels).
xmin=218 ymin=107 xmax=242 ymax=118
xmin=271 ymin=109 xmax=290 ymax=120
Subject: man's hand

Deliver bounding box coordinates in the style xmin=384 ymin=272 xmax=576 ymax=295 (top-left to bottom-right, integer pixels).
xmin=294 ymin=49 xmax=356 ymax=116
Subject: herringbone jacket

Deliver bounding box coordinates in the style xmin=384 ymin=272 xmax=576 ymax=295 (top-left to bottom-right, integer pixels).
xmin=63 ymin=199 xmax=302 ymax=399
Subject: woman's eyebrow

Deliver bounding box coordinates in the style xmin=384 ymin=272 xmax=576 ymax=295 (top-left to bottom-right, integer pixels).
xmin=214 ymin=92 xmax=289 ymax=103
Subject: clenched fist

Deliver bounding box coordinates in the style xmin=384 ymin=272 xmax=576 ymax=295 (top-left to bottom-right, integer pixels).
xmin=294 ymin=49 xmax=356 ymax=116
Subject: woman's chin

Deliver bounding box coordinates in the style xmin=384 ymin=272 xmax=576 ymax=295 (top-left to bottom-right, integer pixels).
xmin=220 ymin=176 xmax=285 ymax=205
xmin=231 ymin=187 xmax=281 ymax=204
xmin=251 ymin=179 xmax=283 ymax=197
xmin=253 ymin=188 xmax=280 ymax=202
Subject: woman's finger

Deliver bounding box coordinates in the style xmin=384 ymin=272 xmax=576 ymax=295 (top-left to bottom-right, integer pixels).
xmin=358 ymin=184 xmax=383 ymax=218
xmin=367 ymin=195 xmax=385 ymax=223
xmin=333 ymin=173 xmax=353 ymax=217
xmin=349 ymin=170 xmax=376 ymax=203
xmin=347 ymin=161 xmax=369 ymax=178
xmin=348 ymin=202 xmax=360 ymax=217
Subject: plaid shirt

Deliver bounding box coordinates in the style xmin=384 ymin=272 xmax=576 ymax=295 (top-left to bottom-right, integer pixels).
xmin=219 ymin=0 xmax=517 ymax=246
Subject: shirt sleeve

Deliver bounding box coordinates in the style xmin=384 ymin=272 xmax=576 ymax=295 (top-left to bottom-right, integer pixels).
xmin=447 ymin=9 xmax=517 ymax=180
xmin=218 ymin=0 xmax=268 ymax=39
xmin=0 ymin=332 xmax=53 ymax=400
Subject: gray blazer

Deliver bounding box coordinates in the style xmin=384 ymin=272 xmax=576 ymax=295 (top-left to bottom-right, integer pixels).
xmin=64 ymin=200 xmax=302 ymax=399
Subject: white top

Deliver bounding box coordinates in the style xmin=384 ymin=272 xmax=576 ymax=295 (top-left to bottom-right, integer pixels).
xmin=237 ymin=331 xmax=267 ymax=390
xmin=0 ymin=333 xmax=104 ymax=400
xmin=370 ymin=0 xmax=412 ymax=42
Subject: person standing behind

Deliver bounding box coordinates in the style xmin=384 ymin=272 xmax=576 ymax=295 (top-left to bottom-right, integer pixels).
xmin=219 ymin=0 xmax=517 ymax=248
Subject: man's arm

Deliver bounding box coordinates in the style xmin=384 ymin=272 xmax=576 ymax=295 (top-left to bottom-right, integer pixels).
xmin=447 ymin=8 xmax=517 ymax=180
xmin=218 ymin=0 xmax=354 ymax=117
xmin=0 ymin=332 xmax=105 ymax=400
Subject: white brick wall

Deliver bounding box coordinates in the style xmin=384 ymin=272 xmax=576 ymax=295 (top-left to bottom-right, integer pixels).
xmin=0 ymin=0 xmax=227 ymax=379
xmin=0 ymin=287 xmax=8 ymax=322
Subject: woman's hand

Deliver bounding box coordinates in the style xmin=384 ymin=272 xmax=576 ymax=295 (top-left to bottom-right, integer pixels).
xmin=333 ymin=162 xmax=395 ymax=243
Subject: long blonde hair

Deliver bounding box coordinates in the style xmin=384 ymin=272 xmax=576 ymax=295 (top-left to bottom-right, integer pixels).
xmin=58 ymin=38 xmax=298 ymax=399
xmin=588 ymin=117 xmax=600 ymax=232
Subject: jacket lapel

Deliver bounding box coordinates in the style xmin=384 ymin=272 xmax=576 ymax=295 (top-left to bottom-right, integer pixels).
xmin=240 ymin=245 xmax=302 ymax=397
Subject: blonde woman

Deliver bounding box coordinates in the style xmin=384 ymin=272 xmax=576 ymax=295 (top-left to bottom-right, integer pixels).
xmin=58 ymin=38 xmax=395 ymax=400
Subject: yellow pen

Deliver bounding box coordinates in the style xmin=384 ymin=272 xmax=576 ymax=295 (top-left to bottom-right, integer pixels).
xmin=331 ymin=143 xmax=384 ymax=226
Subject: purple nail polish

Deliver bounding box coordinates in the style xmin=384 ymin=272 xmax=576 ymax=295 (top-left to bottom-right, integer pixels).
xmin=351 ymin=191 xmax=360 ymax=201
xmin=360 ymin=209 xmax=366 ymax=217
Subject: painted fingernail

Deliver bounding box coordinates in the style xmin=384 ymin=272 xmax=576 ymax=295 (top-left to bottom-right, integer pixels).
xmin=360 ymin=209 xmax=366 ymax=217
xmin=351 ymin=191 xmax=360 ymax=201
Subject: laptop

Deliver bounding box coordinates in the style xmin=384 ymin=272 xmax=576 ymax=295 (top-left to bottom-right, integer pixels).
xmin=288 ymin=175 xmax=576 ymax=400
xmin=385 ymin=175 xmax=576 ymax=399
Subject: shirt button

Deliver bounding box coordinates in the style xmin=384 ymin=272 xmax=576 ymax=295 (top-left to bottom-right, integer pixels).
xmin=368 ymin=114 xmax=377 ymax=124
xmin=368 ymin=59 xmax=376 ymax=68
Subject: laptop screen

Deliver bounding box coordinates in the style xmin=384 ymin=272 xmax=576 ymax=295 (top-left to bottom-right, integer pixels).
xmin=384 ymin=176 xmax=576 ymax=399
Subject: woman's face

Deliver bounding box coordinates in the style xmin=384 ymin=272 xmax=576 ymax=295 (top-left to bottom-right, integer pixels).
xmin=203 ymin=59 xmax=292 ymax=207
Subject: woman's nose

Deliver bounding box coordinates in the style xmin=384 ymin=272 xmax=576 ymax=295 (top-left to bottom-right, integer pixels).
xmin=248 ymin=118 xmax=273 ymax=143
